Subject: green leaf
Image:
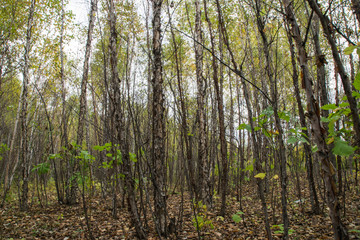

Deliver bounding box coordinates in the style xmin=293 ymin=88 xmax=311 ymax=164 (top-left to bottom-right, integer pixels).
xmin=299 ymin=136 xmax=309 ymax=144
xmin=287 ymin=136 xmax=298 ymax=145
xmin=278 ymin=111 xmax=290 ymax=122
xmin=238 ymin=123 xmax=252 ymax=132
xmin=129 ymin=152 xmax=137 ymax=163
xmin=354 ymin=72 xmax=360 ymax=91
xmin=332 ymin=139 xmax=355 ymax=156
xmin=232 ymin=214 xmax=242 ymax=223
xmin=245 ymin=164 xmax=253 ymax=172
xmin=312 ymin=145 xmax=318 ymax=153
xmin=254 ymin=126 xmax=261 ymax=131
xmin=344 ymin=45 xmax=357 ymax=55
xmin=321 ymin=104 xmax=337 ymax=110
xmin=262 ymin=106 xmax=274 ymax=116
xmin=321 ymin=116 xmax=331 ymax=123
xmin=352 ymin=91 xmax=360 ymax=99
xmin=254 ymin=173 xmax=266 ymax=179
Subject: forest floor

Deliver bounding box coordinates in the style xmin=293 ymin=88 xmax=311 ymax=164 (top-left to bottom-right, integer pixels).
xmin=1 ymin=179 xmax=360 ymax=239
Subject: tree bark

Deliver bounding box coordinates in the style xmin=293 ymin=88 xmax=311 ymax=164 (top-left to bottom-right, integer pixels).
xmin=253 ymin=0 xmax=289 ymax=237
xmin=351 ymin=0 xmax=360 ymax=26
xmin=286 ymin=28 xmax=320 ymax=214
xmin=19 ymin=0 xmax=36 ymax=211
xmin=284 ymin=0 xmax=349 ymax=238
xmin=307 ymin=0 xmax=360 ymax=149
xmin=151 ymin=0 xmax=167 ymax=235
xmin=108 ymin=0 xmax=146 ymax=238
xmin=76 ymin=0 xmax=97 ymax=147
xmin=194 ymin=0 xmax=210 ymax=206
xmin=206 ymin=0 xmax=228 ymax=216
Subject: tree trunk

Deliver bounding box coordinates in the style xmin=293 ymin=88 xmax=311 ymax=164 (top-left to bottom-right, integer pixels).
xmin=19 ymin=0 xmax=36 ymax=211
xmin=254 ymin=0 xmax=289 ymax=236
xmin=351 ymin=0 xmax=360 ymax=26
xmin=151 ymin=0 xmax=167 ymax=235
xmin=286 ymin=28 xmax=320 ymax=214
xmin=206 ymin=0 xmax=228 ymax=216
xmin=108 ymin=0 xmax=146 ymax=238
xmin=283 ymin=0 xmax=349 ymax=238
xmin=307 ymin=0 xmax=360 ymax=149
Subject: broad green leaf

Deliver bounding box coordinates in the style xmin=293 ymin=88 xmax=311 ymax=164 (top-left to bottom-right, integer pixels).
xmin=332 ymin=139 xmax=355 ymax=156
xmin=344 ymin=45 xmax=357 ymax=55
xmin=245 ymin=164 xmax=253 ymax=172
xmin=232 ymin=214 xmax=242 ymax=223
xmin=321 ymin=104 xmax=337 ymax=110
xmin=352 ymin=91 xmax=360 ymax=99
xmin=339 ymin=102 xmax=350 ymax=108
xmin=238 ymin=123 xmax=252 ymax=132
xmin=287 ymin=136 xmax=298 ymax=145
xmin=278 ymin=111 xmax=290 ymax=122
xmin=321 ymin=116 xmax=331 ymax=123
xmin=93 ymin=145 xmax=103 ymax=151
xmin=254 ymin=173 xmax=266 ymax=179
xmin=262 ymin=106 xmax=274 ymax=116
xmin=130 ymin=152 xmax=137 ymax=162
xmin=299 ymin=137 xmax=309 ymax=144
xmin=354 ymin=72 xmax=360 ymax=91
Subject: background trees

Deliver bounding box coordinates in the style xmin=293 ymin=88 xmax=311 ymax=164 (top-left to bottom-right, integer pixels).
xmin=0 ymin=0 xmax=360 ymax=239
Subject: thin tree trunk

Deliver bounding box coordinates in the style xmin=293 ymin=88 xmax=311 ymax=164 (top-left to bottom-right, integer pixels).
xmin=253 ymin=0 xmax=289 ymax=236
xmin=213 ymin=4 xmax=272 ymax=237
xmin=194 ymin=0 xmax=209 ymax=206
xmin=286 ymin=28 xmax=320 ymax=214
xmin=167 ymin=5 xmax=195 ymax=200
xmin=107 ymin=0 xmax=146 ymax=238
xmin=307 ymin=0 xmax=360 ymax=149
xmin=151 ymin=0 xmax=167 ymax=235
xmin=283 ymin=1 xmax=349 ymax=238
xmin=77 ymin=0 xmax=97 ymax=147
xmin=351 ymin=0 xmax=360 ymax=26
xmin=19 ymin=0 xmax=36 ymax=211
xmin=209 ymin=0 xmax=228 ymax=217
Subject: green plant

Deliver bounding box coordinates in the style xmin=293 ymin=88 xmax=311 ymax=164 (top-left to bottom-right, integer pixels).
xmin=0 ymin=143 xmax=9 ymax=162
xmin=31 ymin=162 xmax=50 ymax=175
xmin=321 ymin=102 xmax=357 ymax=157
xmin=271 ymin=224 xmax=294 ymax=235
xmin=192 ymin=215 xmax=214 ymax=231
xmin=57 ymin=213 xmax=64 ymax=221
xmin=232 ymin=211 xmax=244 ymax=223
xmin=192 ymin=201 xmax=214 ymax=231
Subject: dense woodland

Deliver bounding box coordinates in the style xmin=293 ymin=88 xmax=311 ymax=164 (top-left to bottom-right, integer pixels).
xmin=0 ymin=0 xmax=360 ymax=239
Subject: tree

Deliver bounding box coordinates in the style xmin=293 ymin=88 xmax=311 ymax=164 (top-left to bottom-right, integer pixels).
xmin=151 ymin=0 xmax=167 ymax=235
xmin=283 ymin=0 xmax=349 ymax=238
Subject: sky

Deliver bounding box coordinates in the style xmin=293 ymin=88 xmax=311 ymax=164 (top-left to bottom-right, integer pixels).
xmin=65 ymin=0 xmax=89 ymax=60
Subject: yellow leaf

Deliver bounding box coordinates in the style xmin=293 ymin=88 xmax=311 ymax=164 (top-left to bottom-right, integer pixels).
xmin=327 ymin=137 xmax=334 ymax=145
xmin=254 ymin=173 xmax=266 ymax=179
xmin=272 ymin=174 xmax=279 ymax=180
